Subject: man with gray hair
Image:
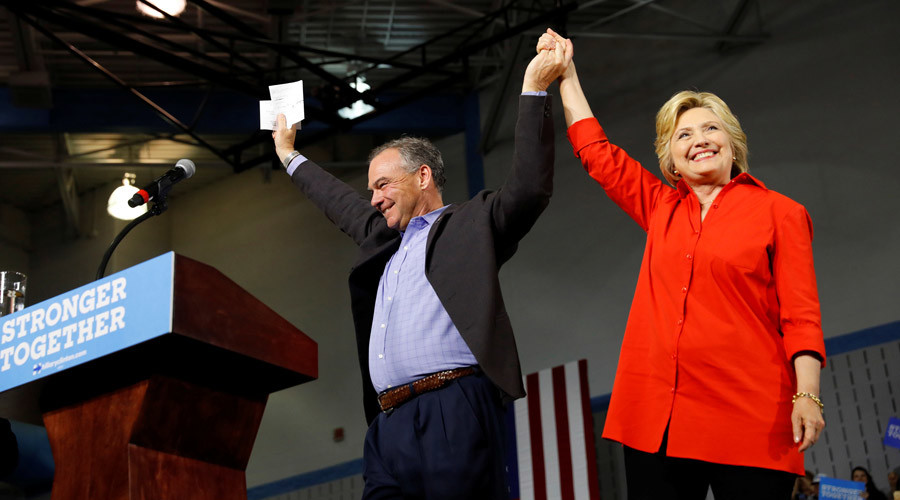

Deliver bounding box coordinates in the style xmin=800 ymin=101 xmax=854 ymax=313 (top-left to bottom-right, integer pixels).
xmin=272 ymin=41 xmax=570 ymax=499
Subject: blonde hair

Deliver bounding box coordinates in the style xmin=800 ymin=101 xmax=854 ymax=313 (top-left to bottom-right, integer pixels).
xmin=654 ymin=90 xmax=748 ymax=185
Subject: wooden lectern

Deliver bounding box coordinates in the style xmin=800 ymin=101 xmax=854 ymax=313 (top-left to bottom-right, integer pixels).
xmin=0 ymin=253 xmax=317 ymax=499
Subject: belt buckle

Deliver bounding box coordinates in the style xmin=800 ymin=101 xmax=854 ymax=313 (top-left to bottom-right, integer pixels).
xmin=378 ymin=388 xmax=399 ymax=415
xmin=377 ymin=392 xmax=389 ymax=413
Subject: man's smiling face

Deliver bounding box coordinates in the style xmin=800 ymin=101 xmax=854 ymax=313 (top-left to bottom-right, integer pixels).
xmin=367 ymin=148 xmax=424 ymax=231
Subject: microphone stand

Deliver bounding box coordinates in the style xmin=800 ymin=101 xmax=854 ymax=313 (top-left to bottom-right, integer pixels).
xmin=95 ymin=193 xmax=169 ymax=280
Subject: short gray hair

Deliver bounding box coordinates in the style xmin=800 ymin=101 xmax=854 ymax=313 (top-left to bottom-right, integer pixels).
xmin=368 ymin=136 xmax=446 ymax=191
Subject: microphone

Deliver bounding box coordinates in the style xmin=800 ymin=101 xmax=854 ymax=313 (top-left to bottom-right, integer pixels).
xmin=128 ymin=159 xmax=196 ymax=207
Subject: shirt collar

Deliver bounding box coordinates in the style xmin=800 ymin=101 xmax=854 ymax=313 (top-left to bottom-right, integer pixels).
xmin=403 ymin=205 xmax=449 ymax=233
xmin=675 ymin=172 xmax=766 ymax=198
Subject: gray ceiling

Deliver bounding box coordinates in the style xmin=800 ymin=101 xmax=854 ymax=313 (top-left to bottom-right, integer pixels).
xmin=0 ymin=0 xmax=766 ymax=225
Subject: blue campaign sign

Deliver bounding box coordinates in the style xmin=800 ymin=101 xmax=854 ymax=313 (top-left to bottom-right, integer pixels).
xmin=0 ymin=252 xmax=176 ymax=393
xmin=886 ymin=416 xmax=900 ymax=449
xmin=819 ymin=477 xmax=865 ymax=500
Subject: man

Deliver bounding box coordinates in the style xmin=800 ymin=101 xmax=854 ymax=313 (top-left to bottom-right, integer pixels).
xmin=272 ymin=43 xmax=570 ymax=499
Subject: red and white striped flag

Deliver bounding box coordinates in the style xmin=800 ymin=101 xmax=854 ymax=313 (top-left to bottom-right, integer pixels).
xmin=507 ymin=359 xmax=601 ymax=500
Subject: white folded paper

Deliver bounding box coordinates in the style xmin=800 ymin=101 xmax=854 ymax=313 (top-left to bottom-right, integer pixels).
xmin=260 ymin=80 xmax=304 ymax=130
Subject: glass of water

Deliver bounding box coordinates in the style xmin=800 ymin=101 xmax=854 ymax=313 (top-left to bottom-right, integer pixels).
xmin=0 ymin=271 xmax=27 ymax=316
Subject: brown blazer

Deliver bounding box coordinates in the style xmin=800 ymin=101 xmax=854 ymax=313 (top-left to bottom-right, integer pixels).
xmin=290 ymin=95 xmax=555 ymax=423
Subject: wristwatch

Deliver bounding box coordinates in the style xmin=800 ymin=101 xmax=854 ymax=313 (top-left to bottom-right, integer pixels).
xmin=282 ymin=150 xmax=301 ymax=169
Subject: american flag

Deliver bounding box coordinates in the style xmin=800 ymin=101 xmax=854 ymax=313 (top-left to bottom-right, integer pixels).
xmin=506 ymin=359 xmax=601 ymax=500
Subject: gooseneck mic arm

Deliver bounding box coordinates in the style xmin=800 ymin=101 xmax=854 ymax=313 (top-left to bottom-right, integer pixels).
xmin=96 ymin=159 xmax=195 ymax=280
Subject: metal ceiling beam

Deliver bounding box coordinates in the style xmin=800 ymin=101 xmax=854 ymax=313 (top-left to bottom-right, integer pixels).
xmin=569 ymin=31 xmax=767 ymax=43
xmin=173 ymin=30 xmax=442 ymax=75
xmin=203 ymin=0 xmax=271 ymax=24
xmin=9 ymin=3 xmax=264 ymax=97
xmin=131 ymin=0 xmax=265 ymax=74
xmin=12 ymin=10 xmax=239 ymax=169
xmin=717 ymin=0 xmax=758 ymax=52
xmin=187 ymin=0 xmax=358 ymax=96
xmin=0 ymin=160 xmax=199 ymax=170
xmin=234 ymin=1 xmax=578 ymax=172
xmin=56 ymin=167 xmax=81 ymax=237
xmin=54 ymin=133 xmax=82 ymax=237
xmin=644 ymin=3 xmax=719 ymax=34
xmin=370 ymin=2 xmax=578 ymax=94
xmin=9 ymin=11 xmax=44 ymax=71
xmin=582 ymin=0 xmax=656 ymax=31
xmin=79 ymin=4 xmax=259 ymax=75
xmin=480 ymin=35 xmax=525 ymax=154
xmin=67 ymin=136 xmax=165 ymax=159
xmin=426 ymin=0 xmax=505 ymax=26
xmin=0 ymin=161 xmax=196 ymax=169
xmin=237 ymin=73 xmax=469 ymax=173
xmin=34 ymin=6 xmax=450 ymax=79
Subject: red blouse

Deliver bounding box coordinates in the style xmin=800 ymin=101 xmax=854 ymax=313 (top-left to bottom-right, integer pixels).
xmin=568 ymin=118 xmax=825 ymax=474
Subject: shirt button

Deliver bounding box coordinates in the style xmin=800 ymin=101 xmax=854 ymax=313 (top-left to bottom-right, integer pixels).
xmin=713 ymin=204 xmax=719 ymax=209
xmin=394 ymin=270 xmax=398 ymax=274
xmin=681 ymin=286 xmax=687 ymax=293
xmin=387 ymin=296 xmax=392 ymax=301
xmin=380 ymin=323 xmax=386 ymax=328
xmin=671 ymin=388 xmax=675 ymax=393
xmin=387 ymin=384 xmax=392 ymax=388
xmin=404 ymin=246 xmax=409 ymax=250
xmin=676 ymin=318 xmax=683 ymax=325
xmin=671 ymin=354 xmax=677 ymax=360
xmin=378 ymin=354 xmax=384 ymax=359
xmin=685 ymin=254 xmax=692 ymax=259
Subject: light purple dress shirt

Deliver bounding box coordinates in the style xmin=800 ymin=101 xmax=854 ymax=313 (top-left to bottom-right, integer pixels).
xmin=367 ymin=206 xmax=476 ymax=393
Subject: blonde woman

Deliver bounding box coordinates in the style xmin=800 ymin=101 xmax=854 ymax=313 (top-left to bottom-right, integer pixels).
xmin=540 ymin=29 xmax=826 ymax=499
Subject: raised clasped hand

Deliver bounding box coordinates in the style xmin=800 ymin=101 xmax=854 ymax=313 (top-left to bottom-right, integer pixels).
xmin=523 ymin=28 xmax=574 ymax=92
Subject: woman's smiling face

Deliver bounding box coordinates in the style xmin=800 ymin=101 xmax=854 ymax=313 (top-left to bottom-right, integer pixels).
xmin=669 ymin=107 xmax=734 ymax=186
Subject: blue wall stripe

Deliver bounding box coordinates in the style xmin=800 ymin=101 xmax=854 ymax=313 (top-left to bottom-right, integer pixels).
xmin=823 ymin=320 xmax=900 ymax=356
xmin=246 ymin=458 xmax=364 ymax=500
xmin=590 ymin=393 xmax=612 ymax=414
xmin=248 ymin=320 xmax=900 ymax=497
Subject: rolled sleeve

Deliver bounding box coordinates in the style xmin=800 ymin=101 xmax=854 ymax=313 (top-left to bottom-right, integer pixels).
xmin=775 ymin=204 xmax=826 ymax=366
xmin=566 ymin=117 xmax=608 ymax=159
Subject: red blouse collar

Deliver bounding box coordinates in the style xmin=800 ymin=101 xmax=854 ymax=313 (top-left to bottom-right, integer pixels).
xmin=675 ymin=172 xmax=766 ymax=198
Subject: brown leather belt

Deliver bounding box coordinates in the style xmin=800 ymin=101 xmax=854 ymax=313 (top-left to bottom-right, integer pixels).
xmin=378 ymin=366 xmax=477 ymax=412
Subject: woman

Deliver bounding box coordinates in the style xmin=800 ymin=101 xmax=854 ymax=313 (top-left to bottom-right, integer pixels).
xmin=538 ymin=29 xmax=826 ymax=499
xmin=853 ymin=466 xmax=889 ymax=500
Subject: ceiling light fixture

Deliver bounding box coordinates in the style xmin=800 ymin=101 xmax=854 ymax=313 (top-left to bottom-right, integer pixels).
xmin=338 ymin=77 xmax=376 ymax=120
xmin=107 ymin=173 xmax=148 ymax=220
xmin=136 ymin=0 xmax=186 ymax=18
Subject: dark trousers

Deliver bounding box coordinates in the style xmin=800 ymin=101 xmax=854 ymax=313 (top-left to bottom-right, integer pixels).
xmin=623 ymin=429 xmax=796 ymax=500
xmin=362 ymin=372 xmax=508 ymax=500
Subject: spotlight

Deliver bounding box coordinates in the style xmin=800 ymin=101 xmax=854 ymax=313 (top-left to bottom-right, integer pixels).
xmin=338 ymin=77 xmax=376 ymax=120
xmin=136 ymin=0 xmax=186 ymax=18
xmin=107 ymin=173 xmax=148 ymax=220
